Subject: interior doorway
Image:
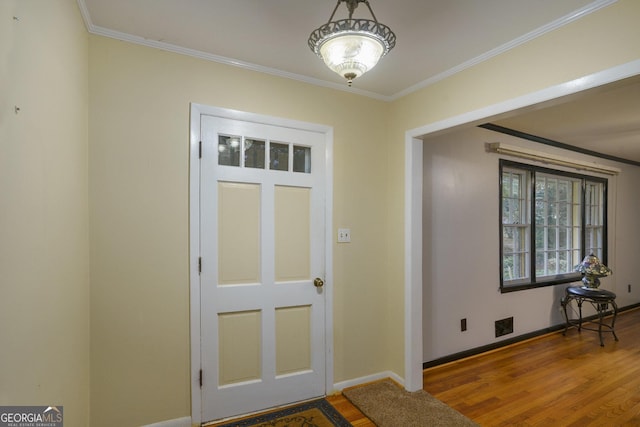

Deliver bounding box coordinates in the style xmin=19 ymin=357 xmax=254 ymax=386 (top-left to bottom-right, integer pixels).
xmin=403 ymin=61 xmax=640 ymax=391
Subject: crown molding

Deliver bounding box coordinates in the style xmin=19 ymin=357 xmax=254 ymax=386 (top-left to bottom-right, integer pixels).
xmin=406 ymin=58 xmax=640 ymax=139
xmin=75 ymin=1 xmax=388 ymax=101
xmin=76 ymin=0 xmax=616 ymax=102
xmin=389 ymin=0 xmax=618 ymax=100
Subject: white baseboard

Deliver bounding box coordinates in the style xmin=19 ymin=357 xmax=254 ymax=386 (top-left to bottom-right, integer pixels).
xmin=332 ymin=370 xmax=404 ymax=392
xmin=141 ymin=372 xmax=403 ymax=426
xmin=141 ymin=416 xmax=193 ymax=427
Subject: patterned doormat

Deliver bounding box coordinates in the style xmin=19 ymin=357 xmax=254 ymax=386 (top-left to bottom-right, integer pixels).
xmin=212 ymin=399 xmax=352 ymax=427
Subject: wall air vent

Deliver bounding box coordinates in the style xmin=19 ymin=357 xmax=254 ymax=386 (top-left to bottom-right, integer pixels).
xmin=495 ymin=317 xmax=514 ymax=337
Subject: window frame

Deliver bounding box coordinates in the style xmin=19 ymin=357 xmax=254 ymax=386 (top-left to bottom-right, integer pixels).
xmin=499 ymin=159 xmax=608 ymax=293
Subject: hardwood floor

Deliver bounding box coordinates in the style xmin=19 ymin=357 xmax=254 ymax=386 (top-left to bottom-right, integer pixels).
xmin=326 ymin=393 xmax=375 ymax=426
xmin=328 ymin=307 xmax=640 ymax=426
xmin=212 ymin=308 xmax=640 ymax=426
xmin=422 ymin=306 xmax=640 ymax=426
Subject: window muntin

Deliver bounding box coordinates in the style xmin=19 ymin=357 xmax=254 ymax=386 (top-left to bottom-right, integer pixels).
xmin=500 ymin=160 xmax=607 ymax=292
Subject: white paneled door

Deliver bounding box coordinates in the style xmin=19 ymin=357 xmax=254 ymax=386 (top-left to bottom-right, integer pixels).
xmin=198 ymin=112 xmax=328 ymax=423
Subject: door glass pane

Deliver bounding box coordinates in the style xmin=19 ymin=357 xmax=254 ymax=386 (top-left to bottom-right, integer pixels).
xmin=270 ymin=142 xmax=289 ymax=171
xmin=293 ymin=146 xmax=311 ymax=173
xmin=219 ymin=135 xmax=241 ymax=167
xmin=245 ymin=138 xmax=265 ymax=169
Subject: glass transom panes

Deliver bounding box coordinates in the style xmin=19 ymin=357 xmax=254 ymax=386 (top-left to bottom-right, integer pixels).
xmin=217 ymin=134 xmax=314 ymax=175
xmin=218 ymin=135 xmax=241 ymax=166
xmin=244 ymin=138 xmax=265 ymax=169
xmin=293 ymin=146 xmax=311 ymax=173
xmin=270 ymin=142 xmax=289 ymax=171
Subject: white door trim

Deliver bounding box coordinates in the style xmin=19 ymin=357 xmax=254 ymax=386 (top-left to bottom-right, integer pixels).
xmin=404 ymin=59 xmax=640 ymax=392
xmin=189 ymin=104 xmax=334 ymax=425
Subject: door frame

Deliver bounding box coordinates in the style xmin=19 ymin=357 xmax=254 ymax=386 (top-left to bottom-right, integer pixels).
xmin=403 ymin=60 xmax=640 ymax=392
xmin=189 ymin=103 xmax=334 ymax=425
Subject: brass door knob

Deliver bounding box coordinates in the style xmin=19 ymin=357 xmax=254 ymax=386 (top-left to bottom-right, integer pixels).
xmin=313 ymin=278 xmax=324 ymax=288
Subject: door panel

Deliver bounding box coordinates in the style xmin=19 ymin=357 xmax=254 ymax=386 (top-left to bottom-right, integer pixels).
xmin=275 ymin=185 xmax=310 ymax=281
xmin=218 ymin=182 xmax=261 ymax=285
xmin=275 ymin=305 xmax=312 ymax=375
xmin=200 ymin=114 xmax=326 ymax=422
xmin=218 ymin=310 xmax=262 ymax=386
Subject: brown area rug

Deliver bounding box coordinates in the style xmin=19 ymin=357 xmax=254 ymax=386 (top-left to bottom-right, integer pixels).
xmin=212 ymin=398 xmax=351 ymax=427
xmin=343 ymin=379 xmax=478 ymax=427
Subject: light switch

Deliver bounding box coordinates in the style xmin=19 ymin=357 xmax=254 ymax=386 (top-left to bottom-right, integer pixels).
xmin=337 ymin=228 xmax=351 ymax=243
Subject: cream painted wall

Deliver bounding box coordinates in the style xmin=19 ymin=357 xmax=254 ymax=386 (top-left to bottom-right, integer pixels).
xmin=88 ymin=1 xmax=640 ymax=422
xmin=0 ymin=1 xmax=89 ymax=427
xmin=421 ymin=127 xmax=640 ymax=360
xmin=391 ymin=0 xmax=640 ymax=132
xmin=88 ymin=36 xmax=391 ymax=426
xmin=2 ymin=0 xmax=639 ymax=425
xmin=386 ymin=0 xmax=640 ymax=374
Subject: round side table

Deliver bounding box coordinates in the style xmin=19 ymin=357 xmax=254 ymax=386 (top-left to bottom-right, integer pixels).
xmin=561 ymin=286 xmax=618 ymax=346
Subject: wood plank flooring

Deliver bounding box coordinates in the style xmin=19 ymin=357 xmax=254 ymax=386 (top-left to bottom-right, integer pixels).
xmin=212 ymin=307 xmax=640 ymax=426
xmin=422 ymin=306 xmax=640 ymax=426
xmin=326 ymin=393 xmax=375 ymax=426
xmin=329 ymin=307 xmax=640 ymax=426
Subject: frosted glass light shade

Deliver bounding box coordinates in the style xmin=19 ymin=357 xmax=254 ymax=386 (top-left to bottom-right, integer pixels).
xmin=319 ymin=33 xmax=384 ymax=84
xmin=308 ymin=0 xmax=396 ymax=87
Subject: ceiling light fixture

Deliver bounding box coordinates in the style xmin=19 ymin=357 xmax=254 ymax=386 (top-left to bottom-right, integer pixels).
xmin=308 ymin=0 xmax=396 ymax=86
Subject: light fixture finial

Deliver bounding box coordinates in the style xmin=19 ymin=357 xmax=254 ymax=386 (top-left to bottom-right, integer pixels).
xmin=308 ymin=0 xmax=396 ymax=86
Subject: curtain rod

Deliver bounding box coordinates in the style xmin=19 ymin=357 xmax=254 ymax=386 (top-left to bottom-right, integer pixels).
xmin=486 ymin=142 xmax=621 ymax=175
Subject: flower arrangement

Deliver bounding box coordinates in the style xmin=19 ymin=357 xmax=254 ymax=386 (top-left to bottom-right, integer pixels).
xmin=574 ymin=254 xmax=612 ymax=289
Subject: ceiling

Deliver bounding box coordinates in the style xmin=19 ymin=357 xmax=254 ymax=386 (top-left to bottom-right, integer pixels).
xmin=79 ymin=0 xmax=639 ymax=164
xmin=80 ymin=0 xmax=603 ymax=99
xmin=491 ymin=74 xmax=640 ymax=165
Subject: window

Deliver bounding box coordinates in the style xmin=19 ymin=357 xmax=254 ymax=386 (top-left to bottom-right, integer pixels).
xmin=217 ymin=134 xmax=311 ymax=173
xmin=500 ymin=160 xmax=607 ymax=292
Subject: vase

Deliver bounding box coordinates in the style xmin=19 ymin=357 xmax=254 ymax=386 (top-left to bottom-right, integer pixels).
xmin=581 ymin=275 xmax=601 ymax=289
